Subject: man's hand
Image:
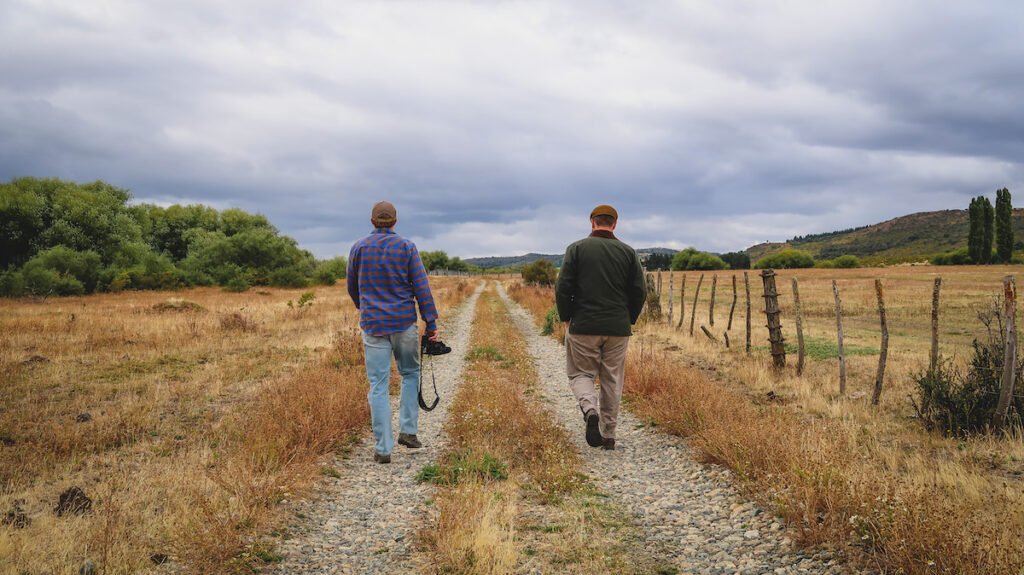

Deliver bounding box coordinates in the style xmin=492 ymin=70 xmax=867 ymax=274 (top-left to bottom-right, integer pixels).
xmin=426 ymin=328 xmax=440 ymax=342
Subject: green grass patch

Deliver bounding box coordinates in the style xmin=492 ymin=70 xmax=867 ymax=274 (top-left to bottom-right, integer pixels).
xmin=467 ymin=345 xmax=506 ymax=362
xmin=758 ymin=337 xmax=878 ymax=360
xmin=415 ymin=449 xmax=509 ymax=485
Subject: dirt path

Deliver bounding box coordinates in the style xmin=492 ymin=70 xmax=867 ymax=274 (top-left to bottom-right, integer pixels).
xmin=269 ymin=282 xmax=483 ymax=575
xmin=496 ymin=283 xmax=858 ymax=575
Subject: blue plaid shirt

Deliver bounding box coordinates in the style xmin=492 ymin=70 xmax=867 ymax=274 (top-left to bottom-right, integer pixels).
xmin=347 ymin=228 xmax=438 ymax=336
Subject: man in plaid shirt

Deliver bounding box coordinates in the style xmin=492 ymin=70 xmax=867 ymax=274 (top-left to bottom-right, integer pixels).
xmin=347 ymin=200 xmax=439 ymax=464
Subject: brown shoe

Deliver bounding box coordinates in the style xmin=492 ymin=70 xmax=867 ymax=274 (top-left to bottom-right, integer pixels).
xmin=398 ymin=433 xmax=422 ymax=448
xmin=602 ymin=438 xmax=615 ymax=450
xmin=374 ymin=452 xmax=391 ymax=464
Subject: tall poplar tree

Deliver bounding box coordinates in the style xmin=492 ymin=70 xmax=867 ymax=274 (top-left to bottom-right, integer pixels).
xmin=968 ymin=197 xmax=983 ymax=264
xmin=995 ymin=188 xmax=1014 ymax=263
xmin=982 ymin=196 xmax=995 ymax=264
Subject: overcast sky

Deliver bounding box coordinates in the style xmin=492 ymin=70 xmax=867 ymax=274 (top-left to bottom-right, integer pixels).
xmin=2 ymin=1 xmax=1022 ymax=259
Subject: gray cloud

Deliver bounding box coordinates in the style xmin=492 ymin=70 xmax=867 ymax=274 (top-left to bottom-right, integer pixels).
xmin=1 ymin=0 xmax=1022 ymax=258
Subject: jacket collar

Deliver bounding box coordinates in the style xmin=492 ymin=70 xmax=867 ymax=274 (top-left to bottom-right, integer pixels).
xmin=589 ymin=229 xmax=617 ymax=240
xmin=372 ymin=227 xmax=396 ymax=234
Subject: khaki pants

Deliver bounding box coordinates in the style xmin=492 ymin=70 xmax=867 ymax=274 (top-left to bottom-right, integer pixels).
xmin=565 ymin=332 xmax=630 ymax=439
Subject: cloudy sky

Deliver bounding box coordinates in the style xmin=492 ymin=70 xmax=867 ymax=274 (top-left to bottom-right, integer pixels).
xmin=2 ymin=1 xmax=1022 ymax=258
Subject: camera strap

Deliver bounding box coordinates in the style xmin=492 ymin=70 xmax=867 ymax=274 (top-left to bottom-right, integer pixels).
xmin=418 ymin=342 xmax=440 ymax=411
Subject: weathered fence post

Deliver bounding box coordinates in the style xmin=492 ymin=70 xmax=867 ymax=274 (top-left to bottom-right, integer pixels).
xmin=667 ymin=272 xmax=674 ymax=326
xmin=995 ymin=275 xmax=1018 ymax=431
xmin=645 ymin=273 xmax=662 ymax=321
xmin=676 ymin=275 xmax=687 ymax=330
xmin=833 ymin=280 xmax=847 ymax=395
xmin=690 ymin=274 xmax=704 ymax=336
xmin=709 ymin=275 xmax=718 ymax=327
xmin=761 ymin=269 xmax=786 ymax=368
xmin=930 ymin=277 xmax=942 ymax=377
xmin=700 ymin=325 xmax=718 ymax=342
xmin=872 ymin=279 xmax=889 ymax=406
xmin=792 ymin=277 xmax=806 ymax=376
xmin=727 ymin=274 xmax=738 ymax=332
xmin=657 ymin=271 xmax=663 ymax=297
xmin=744 ymin=272 xmax=752 ymax=354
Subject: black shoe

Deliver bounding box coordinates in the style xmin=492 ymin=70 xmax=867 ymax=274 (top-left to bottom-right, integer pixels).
xmin=585 ymin=411 xmax=603 ymax=448
xmin=374 ymin=452 xmax=391 ymax=464
xmin=398 ymin=433 xmax=422 ymax=448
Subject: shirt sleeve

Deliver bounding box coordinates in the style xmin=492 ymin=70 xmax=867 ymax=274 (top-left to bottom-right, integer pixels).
xmin=346 ymin=243 xmax=360 ymax=309
xmin=408 ymin=244 xmax=438 ymax=331
xmin=555 ymin=245 xmax=576 ymax=322
xmin=627 ymin=250 xmax=646 ymax=324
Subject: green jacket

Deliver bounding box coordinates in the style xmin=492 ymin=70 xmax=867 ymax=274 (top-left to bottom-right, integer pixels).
xmin=555 ymin=231 xmax=647 ymax=336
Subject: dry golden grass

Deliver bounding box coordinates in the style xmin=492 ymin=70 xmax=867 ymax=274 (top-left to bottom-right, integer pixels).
xmin=0 ymin=277 xmax=471 ymax=574
xmin=421 ymin=285 xmax=650 ymax=574
xmin=509 ymin=266 xmax=1024 ymax=575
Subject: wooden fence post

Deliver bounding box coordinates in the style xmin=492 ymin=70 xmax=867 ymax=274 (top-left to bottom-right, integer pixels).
xmin=995 ymin=276 xmax=1018 ymax=431
xmin=727 ymin=274 xmax=738 ymax=332
xmin=690 ymin=274 xmax=704 ymax=336
xmin=872 ymin=279 xmax=889 ymax=406
xmin=645 ymin=273 xmax=662 ymax=321
xmin=833 ymin=280 xmax=847 ymax=395
xmin=930 ymin=277 xmax=942 ymax=376
xmin=792 ymin=277 xmax=806 ymax=376
xmin=761 ymin=269 xmax=786 ymax=368
xmin=667 ymin=272 xmax=674 ymax=326
xmin=709 ymin=275 xmax=718 ymax=327
xmin=657 ymin=271 xmax=663 ymax=298
xmin=700 ymin=325 xmax=718 ymax=342
xmin=744 ymin=272 xmax=752 ymax=354
xmin=676 ymin=275 xmax=687 ymax=330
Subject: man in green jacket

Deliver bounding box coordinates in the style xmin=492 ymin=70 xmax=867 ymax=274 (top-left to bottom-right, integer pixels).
xmin=556 ymin=204 xmax=647 ymax=450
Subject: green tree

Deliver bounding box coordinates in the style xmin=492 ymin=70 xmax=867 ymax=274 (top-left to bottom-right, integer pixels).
xmin=314 ymin=257 xmax=348 ymax=285
xmin=968 ymin=197 xmax=984 ymax=264
xmin=644 ymin=253 xmax=673 ymax=270
xmin=522 ymin=260 xmax=557 ymax=286
xmin=981 ymin=196 xmax=994 ymax=264
xmin=720 ymin=252 xmax=751 ymax=269
xmin=419 ymin=250 xmax=450 ymax=272
xmin=754 ymin=249 xmax=815 ymax=269
xmin=995 ymin=188 xmax=1014 ymax=263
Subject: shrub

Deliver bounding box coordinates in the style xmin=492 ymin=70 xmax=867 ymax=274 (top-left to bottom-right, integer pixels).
xmin=314 ymin=257 xmax=347 ymax=285
xmin=720 ymin=251 xmax=751 ymax=270
xmin=0 ymin=270 xmax=25 ymax=297
xmin=754 ymin=249 xmax=815 ymax=269
xmin=269 ymin=266 xmax=309 ymax=288
xmin=671 ymin=248 xmax=728 ymax=271
xmin=223 ymin=277 xmax=250 ymax=292
xmin=521 ymin=260 xmax=557 ymax=287
xmin=814 ymin=259 xmax=835 ymax=269
xmin=22 ymin=246 xmax=102 ymax=292
xmin=912 ymin=301 xmax=1023 ymax=436
xmin=931 ymin=248 xmax=972 ymax=266
xmin=832 ymin=255 xmax=861 ymax=268
xmin=541 ymin=307 xmax=559 ymax=336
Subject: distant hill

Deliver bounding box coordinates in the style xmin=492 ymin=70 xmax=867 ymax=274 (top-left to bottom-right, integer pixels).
xmin=464 ymin=247 xmax=678 ymax=269
xmin=746 ymin=209 xmax=1024 ymax=265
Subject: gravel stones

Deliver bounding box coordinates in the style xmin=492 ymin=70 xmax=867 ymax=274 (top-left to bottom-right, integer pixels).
xmin=496 ymin=283 xmax=863 ymax=575
xmin=269 ymin=284 xmax=483 ymax=574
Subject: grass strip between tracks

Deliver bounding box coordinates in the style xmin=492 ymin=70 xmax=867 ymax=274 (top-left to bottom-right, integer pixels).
xmin=418 ymin=284 xmax=654 ymax=574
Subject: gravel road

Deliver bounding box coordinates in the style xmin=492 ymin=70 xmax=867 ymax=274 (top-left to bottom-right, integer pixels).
xmin=269 ymin=282 xmax=483 ymax=575
xmin=496 ymin=283 xmax=860 ymax=575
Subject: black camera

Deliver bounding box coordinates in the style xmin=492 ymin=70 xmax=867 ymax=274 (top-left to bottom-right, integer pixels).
xmin=421 ymin=334 xmax=452 ymax=356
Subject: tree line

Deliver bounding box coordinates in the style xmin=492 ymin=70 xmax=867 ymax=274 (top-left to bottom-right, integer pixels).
xmin=934 ymin=188 xmax=1014 ymax=265
xmin=0 ymin=177 xmax=346 ymax=296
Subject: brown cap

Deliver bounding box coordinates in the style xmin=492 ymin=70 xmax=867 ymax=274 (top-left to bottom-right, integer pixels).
xmin=371 ymin=201 xmax=397 ymax=226
xmin=590 ymin=204 xmax=618 ymax=221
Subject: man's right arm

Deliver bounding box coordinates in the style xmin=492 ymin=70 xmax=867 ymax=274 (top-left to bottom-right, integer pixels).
xmin=555 ymin=245 xmax=576 ymax=322
xmin=346 ymin=244 xmax=360 ymax=308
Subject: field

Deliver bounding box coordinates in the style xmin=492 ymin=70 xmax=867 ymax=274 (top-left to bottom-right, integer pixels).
xmin=508 ymin=264 xmax=1024 ymax=574
xmin=0 ymin=279 xmax=471 ymax=574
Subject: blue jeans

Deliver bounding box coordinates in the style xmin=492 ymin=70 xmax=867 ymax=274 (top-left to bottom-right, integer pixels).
xmin=362 ymin=324 xmax=420 ymax=455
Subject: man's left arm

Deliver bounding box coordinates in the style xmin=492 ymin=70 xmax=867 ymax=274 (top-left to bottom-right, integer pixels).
xmin=408 ymin=245 xmax=438 ymax=333
xmin=627 ymin=250 xmax=646 ymax=324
